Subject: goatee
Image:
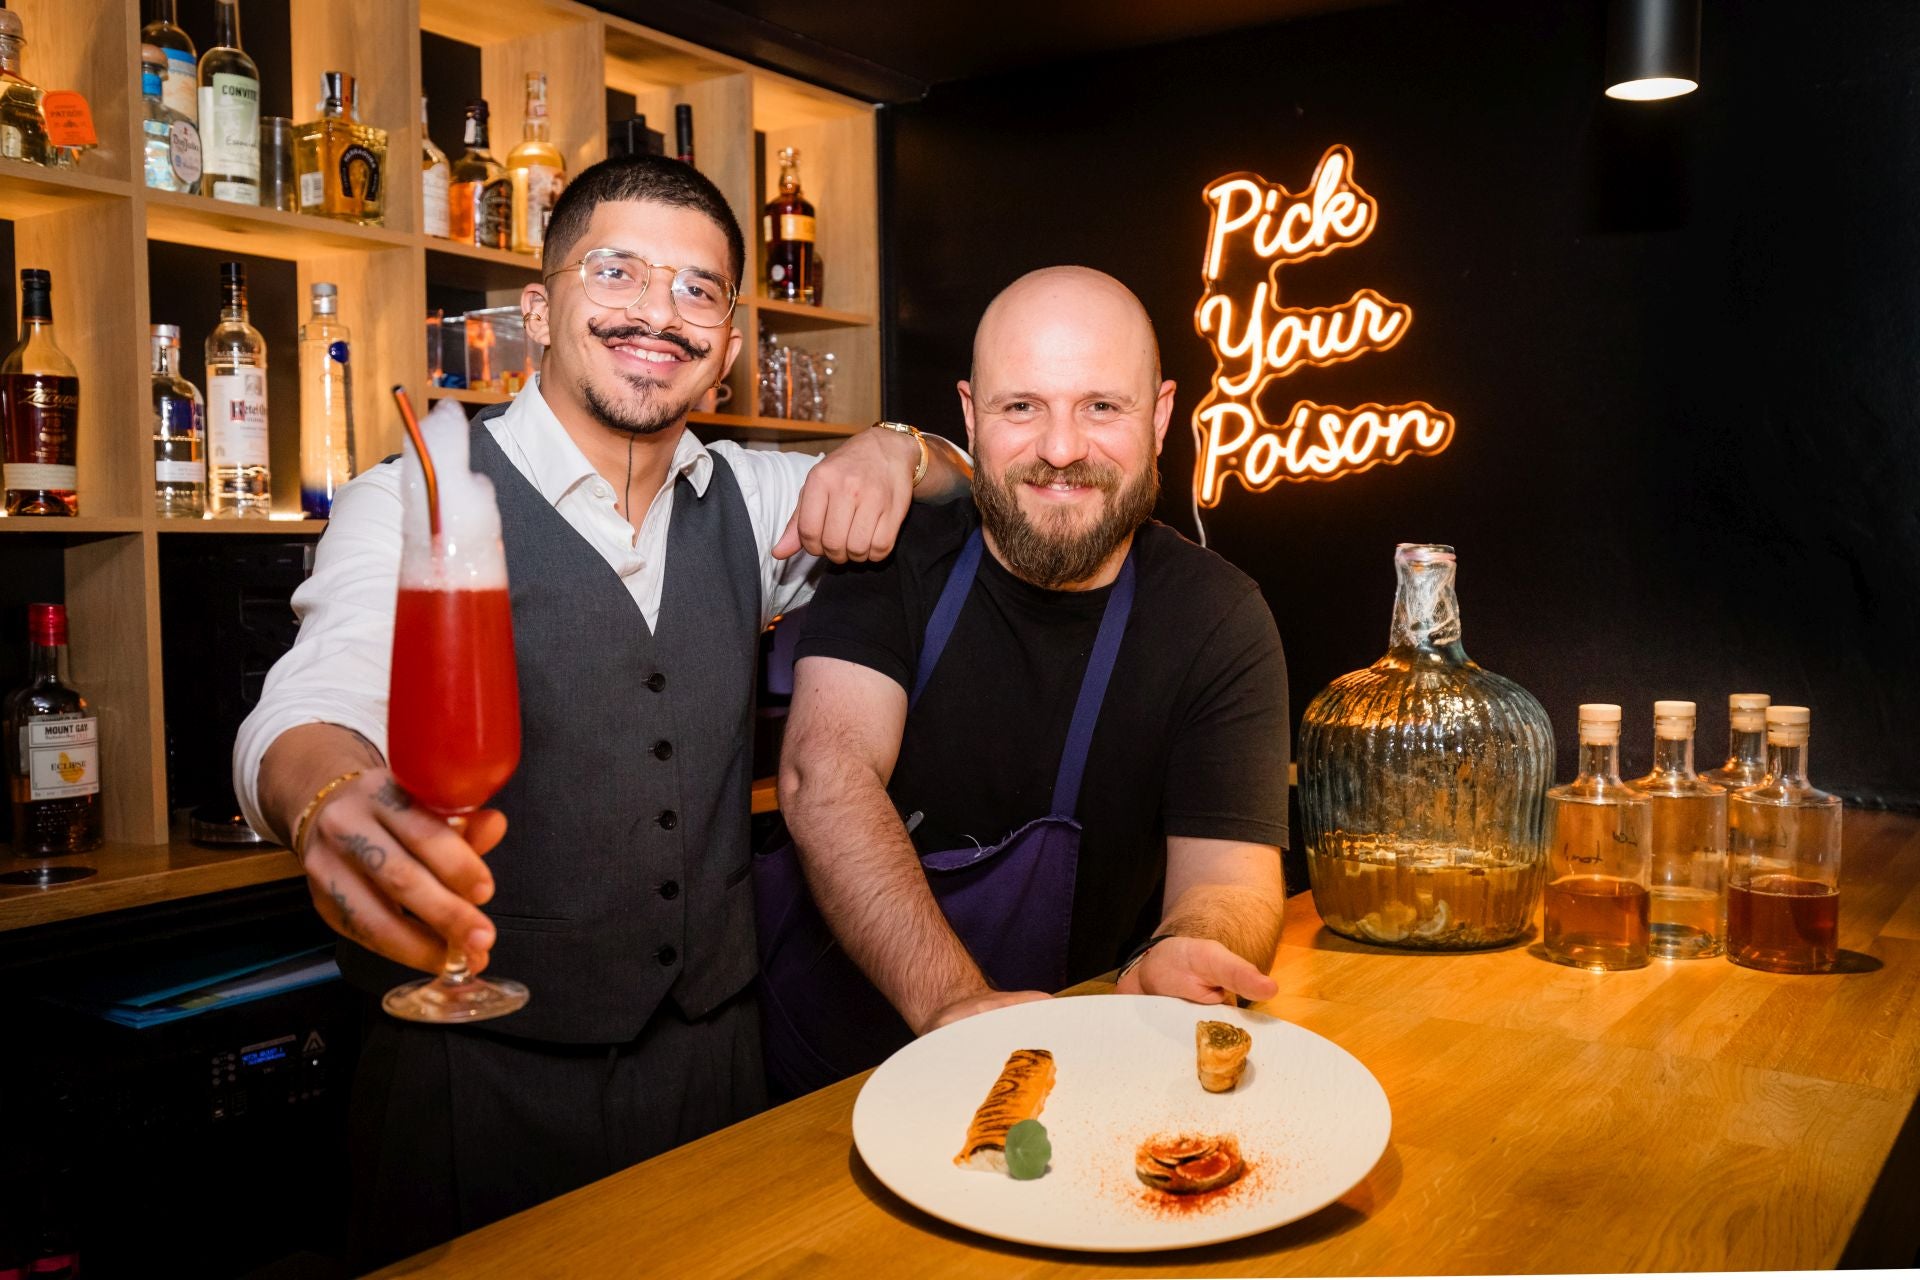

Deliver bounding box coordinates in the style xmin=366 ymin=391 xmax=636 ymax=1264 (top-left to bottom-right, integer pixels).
xmin=974 ymin=457 xmax=1158 ymax=589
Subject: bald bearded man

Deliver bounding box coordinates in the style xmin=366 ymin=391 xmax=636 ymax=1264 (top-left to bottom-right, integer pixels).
xmin=756 ymin=267 xmax=1291 ymax=1096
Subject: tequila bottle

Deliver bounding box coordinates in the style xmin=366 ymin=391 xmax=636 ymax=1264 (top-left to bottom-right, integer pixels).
xmin=140 ymin=44 xmax=200 ymax=192
xmin=295 ymin=72 xmax=387 ymax=224
xmin=1628 ymin=700 xmax=1727 ymax=959
xmin=1543 ymin=704 xmax=1652 ymax=971
xmin=141 ymin=0 xmax=198 ymax=124
xmin=197 ymin=0 xmax=260 ymax=204
xmin=506 ymin=73 xmax=565 ymax=255
xmin=150 ymin=324 xmax=205 ymax=518
xmin=298 ymin=283 xmax=354 ymax=517
xmin=0 ymin=7 xmax=56 ymax=168
xmin=205 ymin=262 xmax=271 ymax=517
xmin=450 ymin=99 xmax=510 ymax=249
xmin=2 ymin=269 xmax=80 ymax=516
xmin=1727 ymin=706 xmax=1841 ymax=973
xmin=764 ymin=147 xmax=816 ymax=302
xmin=1703 ymin=693 xmax=1770 ymax=794
xmin=421 ymin=96 xmax=450 ymax=239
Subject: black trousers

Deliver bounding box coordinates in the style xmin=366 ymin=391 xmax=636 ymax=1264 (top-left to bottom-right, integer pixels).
xmin=346 ymin=987 xmax=766 ymax=1272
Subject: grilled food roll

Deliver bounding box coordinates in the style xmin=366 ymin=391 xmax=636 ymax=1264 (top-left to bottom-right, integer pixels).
xmin=954 ymin=1048 xmax=1056 ymax=1171
xmin=1196 ymin=1020 xmax=1252 ymax=1092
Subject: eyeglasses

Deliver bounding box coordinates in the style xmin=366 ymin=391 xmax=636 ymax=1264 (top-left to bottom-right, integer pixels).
xmin=543 ymin=248 xmax=738 ymax=328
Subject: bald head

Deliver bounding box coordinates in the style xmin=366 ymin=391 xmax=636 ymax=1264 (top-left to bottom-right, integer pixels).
xmin=970 ymin=266 xmax=1161 ymax=394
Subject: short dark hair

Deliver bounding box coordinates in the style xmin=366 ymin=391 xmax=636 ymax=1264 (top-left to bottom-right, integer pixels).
xmin=542 ymin=155 xmax=746 ymax=286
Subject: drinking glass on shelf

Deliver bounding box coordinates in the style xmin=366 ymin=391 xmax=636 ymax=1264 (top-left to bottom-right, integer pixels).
xmin=261 ymin=116 xmax=297 ymax=211
xmin=381 ymin=392 xmax=529 ymax=1022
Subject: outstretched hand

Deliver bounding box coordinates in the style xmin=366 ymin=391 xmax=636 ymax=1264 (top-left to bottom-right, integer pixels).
xmin=1114 ymin=935 xmax=1278 ymax=1006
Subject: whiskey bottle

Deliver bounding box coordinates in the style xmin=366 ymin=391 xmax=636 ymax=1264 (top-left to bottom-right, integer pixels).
xmin=2 ymin=269 xmax=81 ymax=516
xmin=298 ymin=283 xmax=354 ymax=517
xmin=1627 ymin=700 xmax=1727 ymax=960
xmin=140 ymin=44 xmax=200 ymax=192
xmin=141 ymin=0 xmax=198 ymax=125
xmin=150 ymin=324 xmax=205 ymax=518
xmin=3 ymin=604 xmax=104 ymax=858
xmin=205 ymin=261 xmax=271 ymax=517
xmin=1542 ymin=703 xmax=1652 ymax=971
xmin=674 ymin=103 xmax=694 ymax=167
xmin=450 ymin=99 xmax=510 ymax=250
xmin=197 ymin=0 xmax=260 ymax=204
xmin=1727 ymin=706 xmax=1842 ymax=973
xmin=295 ymin=72 xmax=388 ymax=224
xmin=0 ymin=7 xmax=56 ymax=168
xmin=507 ymin=73 xmax=565 ymax=255
xmin=421 ymin=96 xmax=450 ymax=239
xmin=763 ymin=147 xmax=816 ymax=303
xmin=1703 ymin=693 xmax=1770 ymax=794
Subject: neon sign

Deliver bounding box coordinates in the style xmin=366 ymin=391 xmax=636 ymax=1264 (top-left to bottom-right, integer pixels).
xmin=1193 ymin=145 xmax=1454 ymax=507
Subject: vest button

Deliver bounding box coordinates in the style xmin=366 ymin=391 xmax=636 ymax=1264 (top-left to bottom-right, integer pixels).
xmin=645 ymin=672 xmax=666 ymax=692
xmin=656 ymin=944 xmax=678 ymax=966
xmin=652 ymin=739 xmax=673 ymax=760
xmin=658 ymin=880 xmax=679 ymax=900
xmin=656 ymin=809 xmax=678 ymax=830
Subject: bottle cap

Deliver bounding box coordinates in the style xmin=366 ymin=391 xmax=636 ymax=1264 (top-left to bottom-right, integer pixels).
xmin=0 ymin=9 xmax=23 ymax=41
xmin=320 ymin=71 xmax=352 ymax=116
xmin=467 ymin=98 xmax=489 ymax=121
xmin=1577 ymin=702 xmax=1622 ymax=742
xmin=1653 ymin=699 xmax=1694 ymax=718
xmin=220 ymin=261 xmax=246 ymax=286
xmin=1729 ymin=692 xmax=1769 ymax=731
xmin=1652 ymin=699 xmax=1695 ymax=739
xmin=152 ymin=322 xmax=180 ymax=341
xmin=20 ymin=267 xmax=49 ymax=290
xmin=1766 ymin=705 xmax=1811 ymax=726
xmin=28 ymin=603 xmax=67 ymax=647
xmin=1766 ymin=704 xmax=1811 ymax=745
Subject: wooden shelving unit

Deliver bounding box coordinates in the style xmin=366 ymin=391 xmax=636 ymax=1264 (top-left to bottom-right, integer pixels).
xmin=0 ymin=0 xmax=881 ymax=856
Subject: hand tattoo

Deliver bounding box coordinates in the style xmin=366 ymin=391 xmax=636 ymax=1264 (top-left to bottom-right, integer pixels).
xmin=374 ymin=778 xmax=412 ymax=812
xmin=328 ymin=878 xmax=364 ymax=940
xmin=338 ymin=831 xmax=388 ymax=871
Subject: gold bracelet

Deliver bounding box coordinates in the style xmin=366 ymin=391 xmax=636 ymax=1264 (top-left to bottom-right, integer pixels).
xmin=290 ymin=769 xmax=365 ymax=861
xmin=871 ymin=420 xmax=929 ymax=488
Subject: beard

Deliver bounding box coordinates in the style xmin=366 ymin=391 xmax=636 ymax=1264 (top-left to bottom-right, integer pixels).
xmin=973 ymin=456 xmax=1159 ymax=589
xmin=576 ymin=321 xmax=712 ymax=437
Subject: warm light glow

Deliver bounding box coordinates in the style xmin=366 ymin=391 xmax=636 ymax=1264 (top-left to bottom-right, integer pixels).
xmin=1193 ymin=144 xmax=1454 ymax=508
xmin=1604 ymin=77 xmax=1698 ymax=101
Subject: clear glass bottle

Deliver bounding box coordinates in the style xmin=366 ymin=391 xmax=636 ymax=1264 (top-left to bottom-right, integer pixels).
xmin=298 ymin=283 xmax=354 ymax=518
xmin=150 ymin=324 xmax=204 ymax=518
xmin=506 ymin=73 xmax=565 ymax=255
xmin=420 ymin=95 xmax=450 ymax=239
xmin=1727 ymin=706 xmax=1841 ymax=973
xmin=1628 ymin=700 xmax=1727 ymax=960
xmin=197 ymin=0 xmax=260 ymax=204
xmin=764 ymin=147 xmax=817 ymax=302
xmin=141 ymin=0 xmax=198 ymax=124
xmin=0 ymin=7 xmax=56 ymax=168
xmin=140 ymin=43 xmax=201 ymax=193
xmin=1543 ymin=704 xmax=1652 ymax=971
xmin=449 ymin=99 xmax=509 ymax=249
xmin=1703 ymin=693 xmax=1770 ymax=795
xmin=3 ymin=603 xmax=104 ymax=859
xmin=2 ymin=269 xmax=80 ymax=516
xmin=1298 ymin=544 xmax=1554 ymax=949
xmin=295 ymin=72 xmax=387 ymax=225
xmin=204 ymin=261 xmax=270 ymax=517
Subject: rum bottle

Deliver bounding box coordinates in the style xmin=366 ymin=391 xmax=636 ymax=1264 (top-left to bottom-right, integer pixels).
xmin=764 ymin=146 xmax=816 ymax=303
xmin=295 ymin=72 xmax=387 ymax=225
xmin=1628 ymin=700 xmax=1727 ymax=959
xmin=1543 ymin=703 xmax=1652 ymax=970
xmin=150 ymin=323 xmax=205 ymax=518
xmin=197 ymin=0 xmax=261 ymax=204
xmin=506 ymin=73 xmax=565 ymax=255
xmin=141 ymin=0 xmax=198 ymax=125
xmin=2 ymin=269 xmax=80 ymax=516
xmin=420 ymin=96 xmax=450 ymax=239
xmin=205 ymin=261 xmax=271 ymax=517
xmin=450 ymin=99 xmax=510 ymax=250
xmin=3 ymin=604 xmax=103 ymax=857
xmin=1727 ymin=706 xmax=1841 ymax=973
xmin=298 ymin=283 xmax=354 ymax=517
xmin=1703 ymin=693 xmax=1770 ymax=794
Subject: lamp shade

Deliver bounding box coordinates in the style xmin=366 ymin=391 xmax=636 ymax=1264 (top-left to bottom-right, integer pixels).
xmin=1605 ymin=0 xmax=1700 ymax=101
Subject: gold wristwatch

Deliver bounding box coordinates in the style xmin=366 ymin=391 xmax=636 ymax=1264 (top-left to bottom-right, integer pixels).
xmin=871 ymin=420 xmax=929 ymax=488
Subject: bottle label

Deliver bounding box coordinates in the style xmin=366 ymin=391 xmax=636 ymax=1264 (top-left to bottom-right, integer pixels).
xmin=207 ymin=371 xmax=269 ymax=467
xmin=212 ymin=179 xmax=254 ymax=202
xmin=156 ymin=459 xmax=203 ymax=483
xmin=25 ymin=717 xmax=100 ymax=801
xmin=199 ymin=72 xmax=261 ymax=181
xmin=0 ymin=125 xmax=21 ymax=159
xmin=477 ymin=178 xmax=513 ymax=249
xmin=423 ymin=164 xmax=449 ymax=237
xmin=4 ymin=463 xmax=77 ymax=492
xmin=299 ymin=169 xmax=324 ymax=210
xmin=169 ymin=120 xmax=202 ymax=186
xmin=778 ymin=214 xmax=816 ymax=243
xmin=163 ymin=50 xmax=198 ymax=120
xmin=3 ymin=373 xmax=80 ymax=486
xmin=340 ymin=143 xmax=381 ymax=203
xmin=519 ymin=164 xmax=564 ymax=248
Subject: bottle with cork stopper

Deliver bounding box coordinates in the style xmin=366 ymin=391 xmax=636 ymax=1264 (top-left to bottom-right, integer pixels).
xmin=1543 ymin=703 xmax=1652 ymax=971
xmin=1703 ymin=693 xmax=1771 ymax=795
xmin=1628 ymin=700 xmax=1727 ymax=960
xmin=1727 ymin=706 xmax=1841 ymax=973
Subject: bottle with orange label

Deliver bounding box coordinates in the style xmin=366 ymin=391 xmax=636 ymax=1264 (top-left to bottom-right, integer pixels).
xmin=4 ymin=603 xmax=104 ymax=860
xmin=763 ymin=146 xmax=817 ymax=303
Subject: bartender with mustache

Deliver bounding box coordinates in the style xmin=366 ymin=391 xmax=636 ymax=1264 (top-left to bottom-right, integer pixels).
xmin=233 ymin=155 xmax=969 ymax=1267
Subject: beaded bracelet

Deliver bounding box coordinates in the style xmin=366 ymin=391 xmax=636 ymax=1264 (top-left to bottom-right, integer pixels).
xmin=290 ymin=769 xmax=365 ymax=861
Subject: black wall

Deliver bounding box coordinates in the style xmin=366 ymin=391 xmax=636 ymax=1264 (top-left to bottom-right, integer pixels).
xmin=881 ymin=0 xmax=1920 ymax=805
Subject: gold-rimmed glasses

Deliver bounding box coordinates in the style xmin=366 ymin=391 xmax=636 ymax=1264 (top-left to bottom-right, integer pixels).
xmin=543 ymin=248 xmax=738 ymax=327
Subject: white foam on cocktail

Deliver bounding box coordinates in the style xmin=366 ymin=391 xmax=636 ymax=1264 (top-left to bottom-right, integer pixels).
xmin=399 ymin=397 xmax=508 ymax=590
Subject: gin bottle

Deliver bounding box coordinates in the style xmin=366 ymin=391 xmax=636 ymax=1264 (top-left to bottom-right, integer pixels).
xmin=298 ymin=283 xmax=354 ymax=517
xmin=1727 ymin=706 xmax=1841 ymax=973
xmin=1543 ymin=704 xmax=1652 ymax=971
xmin=1703 ymin=693 xmax=1770 ymax=794
xmin=150 ymin=324 xmax=204 ymax=517
xmin=204 ymin=261 xmax=270 ymax=517
xmin=197 ymin=0 xmax=260 ymax=204
xmin=1628 ymin=700 xmax=1727 ymax=959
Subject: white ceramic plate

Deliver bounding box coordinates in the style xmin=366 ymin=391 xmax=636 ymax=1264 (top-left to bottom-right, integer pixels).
xmin=850 ymin=994 xmax=1391 ymax=1252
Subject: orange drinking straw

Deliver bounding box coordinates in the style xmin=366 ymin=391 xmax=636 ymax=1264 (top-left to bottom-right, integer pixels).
xmin=392 ymin=385 xmax=441 ymax=539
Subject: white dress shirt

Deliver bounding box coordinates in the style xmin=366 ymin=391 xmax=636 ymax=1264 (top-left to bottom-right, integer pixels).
xmin=233 ymin=376 xmax=823 ymax=839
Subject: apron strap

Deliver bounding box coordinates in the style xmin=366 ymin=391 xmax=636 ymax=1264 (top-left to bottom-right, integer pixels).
xmin=909 ymin=528 xmax=985 ymax=710
xmin=1050 ymin=548 xmax=1137 ymax=817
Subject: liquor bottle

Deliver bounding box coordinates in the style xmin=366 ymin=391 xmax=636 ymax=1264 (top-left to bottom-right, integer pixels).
xmin=674 ymin=103 xmax=694 ymax=166
xmin=150 ymin=324 xmax=205 ymax=518
xmin=1704 ymin=693 xmax=1770 ymax=794
xmin=1727 ymin=706 xmax=1841 ymax=973
xmin=507 ymin=73 xmax=565 ymax=255
xmin=3 ymin=604 xmax=104 ymax=857
xmin=763 ymin=147 xmax=816 ymax=303
xmin=197 ymin=0 xmax=260 ymax=204
xmin=1542 ymin=703 xmax=1652 ymax=971
xmin=295 ymin=72 xmax=387 ymax=224
xmin=450 ymin=99 xmax=510 ymax=250
xmin=298 ymin=283 xmax=354 ymax=518
xmin=1628 ymin=700 xmax=1727 ymax=960
xmin=141 ymin=0 xmax=198 ymax=125
xmin=140 ymin=44 xmax=200 ymax=193
xmin=420 ymin=95 xmax=450 ymax=239
xmin=2 ymin=269 xmax=80 ymax=517
xmin=0 ymin=7 xmax=56 ymax=168
xmin=205 ymin=261 xmax=271 ymax=517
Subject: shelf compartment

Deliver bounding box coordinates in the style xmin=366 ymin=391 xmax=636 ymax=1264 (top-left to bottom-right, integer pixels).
xmin=426 ymin=241 xmax=545 ymax=293
xmin=0 ymin=160 xmax=132 ymax=217
xmin=0 ymin=840 xmax=300 ymax=932
xmin=688 ymin=411 xmax=863 ymax=442
xmin=0 ymin=516 xmax=145 ymax=536
xmin=752 ymin=297 xmax=875 ymax=331
xmin=145 ymin=189 xmax=415 ymax=259
xmin=153 ymin=517 xmax=328 ymax=534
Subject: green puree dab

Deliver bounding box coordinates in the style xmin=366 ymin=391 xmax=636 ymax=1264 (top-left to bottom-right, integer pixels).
xmin=1004 ymin=1118 xmax=1051 ymax=1180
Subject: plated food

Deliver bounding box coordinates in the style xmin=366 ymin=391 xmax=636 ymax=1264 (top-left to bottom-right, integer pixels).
xmin=955 ymin=1048 xmax=1056 ymax=1173
xmin=1196 ymin=1019 xmax=1252 ymax=1092
xmin=1134 ymin=1133 xmax=1246 ymax=1194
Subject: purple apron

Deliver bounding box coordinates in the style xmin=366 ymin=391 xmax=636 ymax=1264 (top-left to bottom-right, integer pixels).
xmin=753 ymin=529 xmax=1138 ymax=1097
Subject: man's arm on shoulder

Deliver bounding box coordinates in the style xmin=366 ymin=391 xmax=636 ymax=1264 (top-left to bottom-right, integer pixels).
xmin=1115 ymin=836 xmax=1283 ymax=1004
xmin=769 ymin=425 xmax=971 ymax=564
xmin=778 ymin=654 xmax=1046 ymax=1034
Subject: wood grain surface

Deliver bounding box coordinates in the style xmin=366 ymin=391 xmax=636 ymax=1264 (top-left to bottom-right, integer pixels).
xmin=0 ymin=841 xmax=300 ymax=931
xmin=373 ymin=809 xmax=1920 ymax=1277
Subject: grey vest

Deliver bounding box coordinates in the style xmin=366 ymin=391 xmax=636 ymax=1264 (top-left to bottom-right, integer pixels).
xmin=336 ymin=405 xmax=764 ymax=1043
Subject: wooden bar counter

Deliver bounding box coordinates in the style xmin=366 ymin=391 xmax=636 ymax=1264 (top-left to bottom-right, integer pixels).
xmin=375 ymin=810 xmax=1920 ymax=1277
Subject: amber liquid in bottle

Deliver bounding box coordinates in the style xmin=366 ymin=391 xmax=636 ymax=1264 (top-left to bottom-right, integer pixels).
xmin=450 ymin=99 xmax=508 ymax=249
xmin=1727 ymin=707 xmax=1841 ymax=973
xmin=1630 ymin=702 xmax=1728 ymax=960
xmin=4 ymin=604 xmax=103 ymax=861
xmin=2 ymin=268 xmax=80 ymax=516
xmin=763 ymin=146 xmax=815 ymax=302
xmin=1542 ymin=705 xmax=1652 ymax=971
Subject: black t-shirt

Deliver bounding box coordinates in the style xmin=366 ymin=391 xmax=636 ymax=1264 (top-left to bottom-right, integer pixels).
xmin=794 ymin=500 xmax=1290 ymax=981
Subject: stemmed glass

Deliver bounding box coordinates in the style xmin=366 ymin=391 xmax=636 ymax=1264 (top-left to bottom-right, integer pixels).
xmin=380 ymin=389 xmax=529 ymax=1022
